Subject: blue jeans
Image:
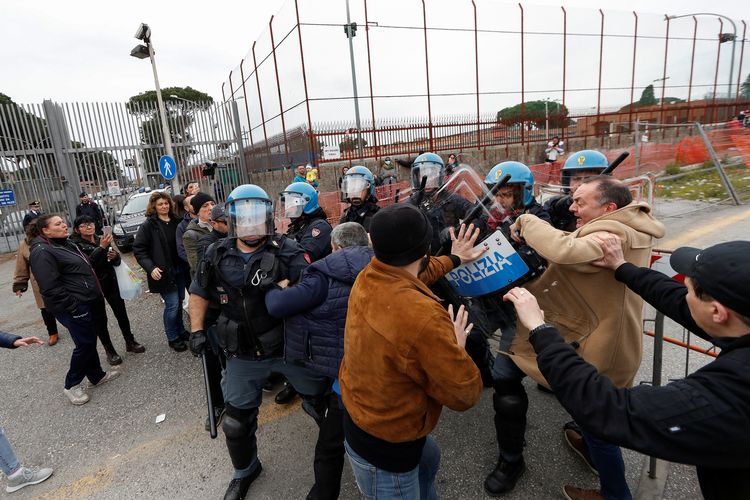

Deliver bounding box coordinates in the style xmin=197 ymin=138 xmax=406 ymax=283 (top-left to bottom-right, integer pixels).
xmin=344 ymin=436 xmax=440 ymax=500
xmin=0 ymin=425 xmax=20 ymax=476
xmin=581 ymin=430 xmax=632 ymax=500
xmin=159 ymin=271 xmax=186 ymax=342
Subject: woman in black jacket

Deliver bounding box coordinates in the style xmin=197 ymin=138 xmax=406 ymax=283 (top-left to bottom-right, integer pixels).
xmin=28 ymin=214 xmax=120 ymax=406
xmin=70 ymin=215 xmax=146 ymax=364
xmin=133 ymin=192 xmax=188 ymax=352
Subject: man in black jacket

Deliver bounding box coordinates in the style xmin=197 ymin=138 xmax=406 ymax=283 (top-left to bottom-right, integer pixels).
xmin=75 ymin=192 xmax=105 ymax=234
xmin=503 ymin=238 xmax=750 ymax=500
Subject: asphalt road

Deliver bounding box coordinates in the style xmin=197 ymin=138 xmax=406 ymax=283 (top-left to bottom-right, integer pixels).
xmin=0 ymin=197 xmax=748 ymax=499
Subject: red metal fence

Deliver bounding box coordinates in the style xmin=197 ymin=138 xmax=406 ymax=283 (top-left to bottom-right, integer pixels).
xmin=221 ymin=0 xmax=749 ymax=172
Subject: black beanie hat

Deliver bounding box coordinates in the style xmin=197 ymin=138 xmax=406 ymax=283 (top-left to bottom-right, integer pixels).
xmin=370 ymin=203 xmax=432 ymax=266
xmin=190 ymin=192 xmax=215 ymax=215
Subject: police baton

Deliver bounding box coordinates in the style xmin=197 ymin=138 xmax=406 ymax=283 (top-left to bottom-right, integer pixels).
xmin=601 ymin=151 xmax=630 ymax=176
xmin=394 ymin=188 xmax=401 ymax=204
xmin=201 ymin=352 xmax=218 ymax=439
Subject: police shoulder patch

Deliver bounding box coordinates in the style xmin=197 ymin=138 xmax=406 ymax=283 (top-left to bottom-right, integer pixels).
xmin=311 ymin=228 xmax=321 ymax=237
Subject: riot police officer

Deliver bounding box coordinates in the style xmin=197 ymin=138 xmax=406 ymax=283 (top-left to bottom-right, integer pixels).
xmin=188 ymin=185 xmax=329 ymax=500
xmin=339 ymin=165 xmax=380 ymax=231
xmin=407 ymin=152 xmax=474 ymax=254
xmin=281 ymin=182 xmax=332 ymax=262
xmin=544 ymin=149 xmax=609 ymax=231
xmin=480 ymin=162 xmax=550 ymax=497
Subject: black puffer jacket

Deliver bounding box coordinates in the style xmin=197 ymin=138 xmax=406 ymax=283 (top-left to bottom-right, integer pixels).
xmin=29 ymin=236 xmax=102 ymax=314
xmin=70 ymin=233 xmax=121 ymax=297
xmin=133 ymin=214 xmax=182 ymax=293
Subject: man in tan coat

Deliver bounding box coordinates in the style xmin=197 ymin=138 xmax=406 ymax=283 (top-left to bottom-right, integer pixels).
xmin=483 ymin=177 xmax=665 ymax=500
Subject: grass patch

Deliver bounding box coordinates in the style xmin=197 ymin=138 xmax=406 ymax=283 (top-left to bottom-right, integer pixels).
xmin=655 ymin=163 xmax=750 ymax=202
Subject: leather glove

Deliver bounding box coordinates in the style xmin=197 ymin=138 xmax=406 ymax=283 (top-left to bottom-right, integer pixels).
xmin=189 ymin=330 xmax=207 ymax=357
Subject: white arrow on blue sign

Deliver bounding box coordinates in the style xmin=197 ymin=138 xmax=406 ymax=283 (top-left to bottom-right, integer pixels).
xmin=159 ymin=155 xmax=177 ymax=181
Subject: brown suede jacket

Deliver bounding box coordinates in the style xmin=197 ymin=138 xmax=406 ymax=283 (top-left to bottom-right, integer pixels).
xmin=339 ymin=255 xmax=483 ymax=443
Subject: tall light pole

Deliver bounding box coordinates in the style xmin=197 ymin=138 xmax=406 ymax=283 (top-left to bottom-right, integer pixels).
xmin=130 ymin=23 xmax=179 ymax=193
xmin=666 ymin=13 xmax=737 ymax=99
xmin=344 ymin=0 xmax=364 ymax=158
xmin=544 ymin=98 xmax=562 ymax=139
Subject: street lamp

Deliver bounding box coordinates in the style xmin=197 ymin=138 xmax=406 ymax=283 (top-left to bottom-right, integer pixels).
xmin=666 ymin=13 xmax=737 ymax=99
xmin=544 ymin=98 xmax=562 ymax=140
xmin=130 ymin=23 xmax=179 ymax=192
xmin=344 ymin=0 xmax=364 ymax=158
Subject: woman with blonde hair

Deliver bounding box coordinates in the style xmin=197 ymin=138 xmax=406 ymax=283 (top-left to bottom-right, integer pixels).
xmin=133 ymin=192 xmax=188 ymax=352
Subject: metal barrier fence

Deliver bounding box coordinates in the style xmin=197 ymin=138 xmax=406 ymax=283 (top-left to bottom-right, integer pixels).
xmin=0 ymin=99 xmax=248 ymax=253
xmin=222 ymin=0 xmax=749 ymax=170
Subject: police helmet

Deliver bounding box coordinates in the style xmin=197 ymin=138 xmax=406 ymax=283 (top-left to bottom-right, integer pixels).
xmin=562 ymin=150 xmax=609 ymax=173
xmin=411 ymin=152 xmax=445 ymax=190
xmin=342 ymin=165 xmax=376 ymax=201
xmin=225 ymin=184 xmax=274 ymax=241
xmin=485 ymin=161 xmax=535 ymax=207
xmin=280 ymin=181 xmax=320 ymax=218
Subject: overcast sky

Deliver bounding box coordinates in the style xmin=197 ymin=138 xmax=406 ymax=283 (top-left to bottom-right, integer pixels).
xmin=2 ymin=0 xmax=747 ymax=107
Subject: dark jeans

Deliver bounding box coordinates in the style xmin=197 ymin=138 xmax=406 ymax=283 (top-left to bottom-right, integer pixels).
xmin=307 ymin=394 xmax=345 ymax=500
xmin=102 ymin=289 xmax=135 ymax=344
xmin=581 ymin=430 xmax=632 ymax=500
xmin=40 ymin=308 xmax=58 ymax=336
xmin=55 ymin=301 xmax=106 ymax=389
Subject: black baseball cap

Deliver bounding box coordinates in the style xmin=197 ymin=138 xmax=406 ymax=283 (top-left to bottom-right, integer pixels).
xmin=670 ymin=241 xmax=750 ymax=317
xmin=210 ymin=205 xmax=226 ymax=222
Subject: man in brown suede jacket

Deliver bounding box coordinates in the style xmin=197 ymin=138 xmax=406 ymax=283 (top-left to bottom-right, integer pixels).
xmin=339 ymin=203 xmax=485 ymax=498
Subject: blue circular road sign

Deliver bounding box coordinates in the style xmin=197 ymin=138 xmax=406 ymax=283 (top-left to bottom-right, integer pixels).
xmin=159 ymin=155 xmax=177 ymax=181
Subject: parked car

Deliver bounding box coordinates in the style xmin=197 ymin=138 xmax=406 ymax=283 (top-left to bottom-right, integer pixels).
xmin=112 ymin=188 xmax=165 ymax=252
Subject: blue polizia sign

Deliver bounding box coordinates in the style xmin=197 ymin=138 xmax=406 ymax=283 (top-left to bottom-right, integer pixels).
xmin=444 ymin=230 xmax=529 ymax=297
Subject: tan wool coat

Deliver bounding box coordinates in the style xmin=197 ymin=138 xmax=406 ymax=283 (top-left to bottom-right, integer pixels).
xmin=508 ymin=201 xmax=666 ymax=388
xmin=13 ymin=239 xmax=45 ymax=309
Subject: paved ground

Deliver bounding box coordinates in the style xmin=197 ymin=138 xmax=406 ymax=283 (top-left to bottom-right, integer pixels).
xmin=0 ymin=197 xmax=748 ymax=499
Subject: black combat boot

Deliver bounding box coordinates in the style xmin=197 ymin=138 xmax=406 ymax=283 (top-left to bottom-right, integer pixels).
xmin=484 ymin=379 xmax=529 ymax=496
xmin=103 ymin=343 xmax=122 ymax=365
xmin=223 ymin=464 xmax=263 ymax=500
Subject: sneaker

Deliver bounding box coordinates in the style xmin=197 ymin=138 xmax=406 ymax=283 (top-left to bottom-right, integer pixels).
xmin=564 ymin=427 xmax=598 ymax=475
xmin=169 ymin=340 xmax=188 ymax=352
xmin=223 ymin=464 xmax=263 ymax=500
xmin=205 ymin=406 xmax=226 ymax=432
xmin=63 ymin=385 xmax=89 ymax=405
xmin=93 ymin=370 xmax=120 ymax=387
xmin=562 ymin=484 xmax=604 ymax=500
xmin=483 ymin=457 xmax=525 ymax=496
xmin=5 ymin=466 xmax=54 ymax=493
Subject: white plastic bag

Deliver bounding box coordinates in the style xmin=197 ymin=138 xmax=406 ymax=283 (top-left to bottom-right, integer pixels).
xmin=114 ymin=260 xmax=143 ymax=300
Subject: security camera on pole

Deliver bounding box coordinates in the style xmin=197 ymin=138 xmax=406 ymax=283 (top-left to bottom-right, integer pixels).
xmin=130 ymin=23 xmax=180 ymax=193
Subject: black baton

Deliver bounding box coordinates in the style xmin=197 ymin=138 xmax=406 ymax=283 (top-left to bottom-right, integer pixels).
xmin=201 ymin=352 xmax=217 ymax=439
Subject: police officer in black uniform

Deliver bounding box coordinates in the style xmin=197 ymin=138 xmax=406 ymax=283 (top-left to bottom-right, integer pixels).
xmin=281 ymin=182 xmax=332 ymax=262
xmin=339 ymin=165 xmax=380 ymax=232
xmin=188 ymin=185 xmax=329 ymax=500
xmin=407 ymin=152 xmax=475 ymax=254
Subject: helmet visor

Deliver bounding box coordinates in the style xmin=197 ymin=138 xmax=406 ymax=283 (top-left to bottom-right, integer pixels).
xmin=280 ymin=192 xmax=309 ymax=218
xmin=341 ymin=175 xmax=370 ymax=201
xmin=227 ymin=198 xmax=274 ymax=239
xmin=415 ymin=163 xmax=443 ymax=189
